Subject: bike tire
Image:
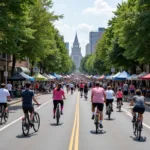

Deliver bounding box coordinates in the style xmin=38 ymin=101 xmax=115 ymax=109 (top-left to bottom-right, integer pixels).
xmin=56 ymin=115 xmax=59 ymax=125
xmin=95 ymin=123 xmax=98 ymax=134
xmin=22 ymin=116 xmax=30 ymax=136
xmin=33 ymin=112 xmax=40 ymax=132
xmin=138 ymin=122 xmax=142 ymax=141
xmin=4 ymin=109 xmax=9 ymax=122
xmin=108 ymin=113 xmax=111 ymax=120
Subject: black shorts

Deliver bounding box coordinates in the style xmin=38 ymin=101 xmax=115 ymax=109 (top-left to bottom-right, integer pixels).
xmin=80 ymin=88 xmax=83 ymax=92
xmin=106 ymin=99 xmax=113 ymax=106
xmin=22 ymin=106 xmax=34 ymax=114
xmin=130 ymin=90 xmax=135 ymax=94
xmin=123 ymin=91 xmax=128 ymax=95
xmin=71 ymin=87 xmax=74 ymax=90
xmin=133 ymin=107 xmax=145 ymax=114
xmin=117 ymin=98 xmax=122 ymax=103
xmin=92 ymin=103 xmax=104 ymax=112
xmin=0 ymin=103 xmax=7 ymax=109
xmin=53 ymin=100 xmax=64 ymax=110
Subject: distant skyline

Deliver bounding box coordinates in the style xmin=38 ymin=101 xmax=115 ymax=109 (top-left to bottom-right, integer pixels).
xmin=53 ymin=0 xmax=123 ymax=56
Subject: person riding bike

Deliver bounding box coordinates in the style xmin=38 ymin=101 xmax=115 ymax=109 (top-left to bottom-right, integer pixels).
xmin=91 ymin=82 xmax=106 ymax=128
xmin=123 ymin=81 xmax=129 ymax=101
xmin=21 ymin=83 xmax=40 ymax=124
xmin=70 ymin=83 xmax=74 ymax=94
xmin=66 ymin=82 xmax=70 ymax=93
xmin=0 ymin=83 xmax=10 ymax=115
xmin=116 ymin=88 xmax=123 ymax=108
xmin=84 ymin=83 xmax=88 ymax=99
xmin=105 ymin=86 xmax=114 ymax=114
xmin=53 ymin=84 xmax=66 ymax=119
xmin=130 ymin=89 xmax=145 ymax=123
xmin=79 ymin=82 xmax=84 ymax=97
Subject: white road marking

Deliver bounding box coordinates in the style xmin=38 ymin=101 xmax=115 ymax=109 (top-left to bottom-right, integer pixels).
xmin=0 ymin=101 xmax=50 ymax=132
xmin=114 ymin=103 xmax=150 ymax=129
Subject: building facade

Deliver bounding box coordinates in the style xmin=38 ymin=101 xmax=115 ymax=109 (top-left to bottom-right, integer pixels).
xmin=89 ymin=27 xmax=105 ymax=54
xmin=71 ymin=33 xmax=82 ymax=70
xmin=65 ymin=42 xmax=69 ymax=54
xmin=86 ymin=43 xmax=91 ymax=56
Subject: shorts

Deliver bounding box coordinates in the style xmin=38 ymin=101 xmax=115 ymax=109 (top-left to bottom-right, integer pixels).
xmin=130 ymin=90 xmax=135 ymax=94
xmin=92 ymin=103 xmax=104 ymax=112
xmin=0 ymin=103 xmax=7 ymax=109
xmin=106 ymin=99 xmax=113 ymax=107
xmin=133 ymin=106 xmax=145 ymax=114
xmin=117 ymin=98 xmax=122 ymax=103
xmin=80 ymin=88 xmax=83 ymax=92
xmin=123 ymin=91 xmax=128 ymax=95
xmin=53 ymin=100 xmax=64 ymax=110
xmin=71 ymin=87 xmax=74 ymax=90
xmin=22 ymin=106 xmax=34 ymax=114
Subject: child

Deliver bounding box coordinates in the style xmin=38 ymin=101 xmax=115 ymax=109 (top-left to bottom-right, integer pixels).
xmin=116 ymin=88 xmax=123 ymax=108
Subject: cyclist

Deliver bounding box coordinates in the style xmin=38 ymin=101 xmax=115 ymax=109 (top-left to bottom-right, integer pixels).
xmin=0 ymin=83 xmax=10 ymax=115
xmin=22 ymin=83 xmax=40 ymax=123
xmin=91 ymin=82 xmax=106 ymax=128
xmin=70 ymin=83 xmax=74 ymax=94
xmin=116 ymin=88 xmax=123 ymax=108
xmin=66 ymin=82 xmax=70 ymax=93
xmin=84 ymin=83 xmax=88 ymax=99
xmin=123 ymin=81 xmax=129 ymax=101
xmin=105 ymin=86 xmax=114 ymax=114
xmin=53 ymin=84 xmax=66 ymax=119
xmin=79 ymin=82 xmax=84 ymax=97
xmin=130 ymin=89 xmax=145 ymax=123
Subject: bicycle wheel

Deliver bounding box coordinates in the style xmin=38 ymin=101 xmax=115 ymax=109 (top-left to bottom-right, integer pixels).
xmin=137 ymin=122 xmax=142 ymax=140
xmin=56 ymin=107 xmax=60 ymax=125
xmin=119 ymin=102 xmax=121 ymax=112
xmin=95 ymin=123 xmax=99 ymax=134
xmin=22 ymin=115 xmax=30 ymax=136
xmin=33 ymin=112 xmax=40 ymax=132
xmin=4 ymin=109 xmax=9 ymax=122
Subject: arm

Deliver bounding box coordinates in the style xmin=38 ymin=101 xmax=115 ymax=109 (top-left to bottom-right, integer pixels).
xmin=103 ymin=91 xmax=106 ymax=103
xmin=91 ymin=90 xmax=93 ymax=102
xmin=33 ymin=96 xmax=40 ymax=105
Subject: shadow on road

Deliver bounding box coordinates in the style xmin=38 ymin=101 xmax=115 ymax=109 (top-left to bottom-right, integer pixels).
xmin=90 ymin=130 xmax=106 ymax=135
xmin=50 ymin=123 xmax=63 ymax=126
xmin=130 ymin=136 xmax=146 ymax=142
xmin=9 ymin=106 xmax=22 ymax=111
xmin=16 ymin=133 xmax=37 ymax=139
xmin=104 ymin=118 xmax=115 ymax=121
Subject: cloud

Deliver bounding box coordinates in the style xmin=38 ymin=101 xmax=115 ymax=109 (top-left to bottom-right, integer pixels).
xmin=82 ymin=0 xmax=115 ymax=15
xmin=77 ymin=23 xmax=95 ymax=33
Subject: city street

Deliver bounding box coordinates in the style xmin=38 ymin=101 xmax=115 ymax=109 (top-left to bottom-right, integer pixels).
xmin=0 ymin=91 xmax=150 ymax=150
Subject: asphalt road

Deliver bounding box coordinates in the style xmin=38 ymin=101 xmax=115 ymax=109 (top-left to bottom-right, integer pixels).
xmin=0 ymin=90 xmax=150 ymax=150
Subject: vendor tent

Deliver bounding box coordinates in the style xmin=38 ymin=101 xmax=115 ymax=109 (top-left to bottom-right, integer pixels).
xmin=141 ymin=74 xmax=150 ymax=80
xmin=138 ymin=72 xmax=148 ymax=79
xmin=99 ymin=75 xmax=105 ymax=80
xmin=20 ymin=72 xmax=35 ymax=81
xmin=43 ymin=74 xmax=55 ymax=80
xmin=114 ymin=71 xmax=130 ymax=80
xmin=127 ymin=74 xmax=138 ymax=80
xmin=7 ymin=73 xmax=25 ymax=81
xmin=106 ymin=74 xmax=114 ymax=80
xmin=112 ymin=72 xmax=121 ymax=79
xmin=33 ymin=73 xmax=48 ymax=81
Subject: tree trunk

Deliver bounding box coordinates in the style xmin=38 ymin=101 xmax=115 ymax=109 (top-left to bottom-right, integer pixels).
xmin=11 ymin=55 xmax=16 ymax=76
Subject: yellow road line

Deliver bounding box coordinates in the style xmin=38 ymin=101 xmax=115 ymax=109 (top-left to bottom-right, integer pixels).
xmin=69 ymin=93 xmax=78 ymax=150
xmin=74 ymin=94 xmax=79 ymax=150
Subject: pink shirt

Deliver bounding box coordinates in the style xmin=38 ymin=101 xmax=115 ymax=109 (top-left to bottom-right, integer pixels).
xmin=53 ymin=89 xmax=64 ymax=100
xmin=116 ymin=91 xmax=123 ymax=98
xmin=92 ymin=87 xmax=105 ymax=103
xmin=130 ymin=85 xmax=135 ymax=90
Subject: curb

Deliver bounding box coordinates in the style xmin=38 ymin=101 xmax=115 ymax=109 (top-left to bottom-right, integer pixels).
xmin=8 ymin=94 xmax=41 ymax=106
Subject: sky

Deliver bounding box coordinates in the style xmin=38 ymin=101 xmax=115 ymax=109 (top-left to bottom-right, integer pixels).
xmin=52 ymin=0 xmax=124 ymax=56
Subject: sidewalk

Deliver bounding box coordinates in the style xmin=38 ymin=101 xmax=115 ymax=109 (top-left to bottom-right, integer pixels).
xmin=8 ymin=93 xmax=41 ymax=106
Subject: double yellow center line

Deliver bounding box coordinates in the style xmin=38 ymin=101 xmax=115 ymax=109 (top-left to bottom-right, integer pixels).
xmin=69 ymin=93 xmax=80 ymax=150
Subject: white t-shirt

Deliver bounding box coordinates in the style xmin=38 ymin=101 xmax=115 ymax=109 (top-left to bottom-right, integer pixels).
xmin=106 ymin=90 xmax=114 ymax=99
xmin=0 ymin=88 xmax=10 ymax=103
xmin=70 ymin=84 xmax=74 ymax=88
xmin=6 ymin=84 xmax=12 ymax=91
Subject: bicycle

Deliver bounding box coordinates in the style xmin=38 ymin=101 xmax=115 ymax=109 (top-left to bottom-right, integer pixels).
xmin=118 ymin=100 xmax=122 ymax=112
xmin=133 ymin=113 xmax=142 ymax=141
xmin=107 ymin=103 xmax=112 ymax=120
xmin=22 ymin=104 xmax=40 ymax=136
xmin=0 ymin=105 xmax=9 ymax=124
xmin=80 ymin=90 xmax=83 ymax=98
xmin=94 ymin=107 xmax=99 ymax=134
xmin=56 ymin=103 xmax=61 ymax=125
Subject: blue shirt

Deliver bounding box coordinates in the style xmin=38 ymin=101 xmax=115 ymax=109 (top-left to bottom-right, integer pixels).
xmin=22 ymin=89 xmax=34 ymax=107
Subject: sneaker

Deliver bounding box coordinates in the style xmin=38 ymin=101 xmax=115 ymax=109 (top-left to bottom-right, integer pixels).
xmin=61 ymin=111 xmax=63 ymax=115
xmin=53 ymin=116 xmax=55 ymax=119
xmin=91 ymin=114 xmax=95 ymax=120
xmin=121 ymin=103 xmax=123 ymax=105
xmin=111 ymin=109 xmax=114 ymax=112
xmin=99 ymin=124 xmax=103 ymax=128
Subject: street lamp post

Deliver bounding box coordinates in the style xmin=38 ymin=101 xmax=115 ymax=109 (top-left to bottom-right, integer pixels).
xmin=5 ymin=54 xmax=8 ymax=85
